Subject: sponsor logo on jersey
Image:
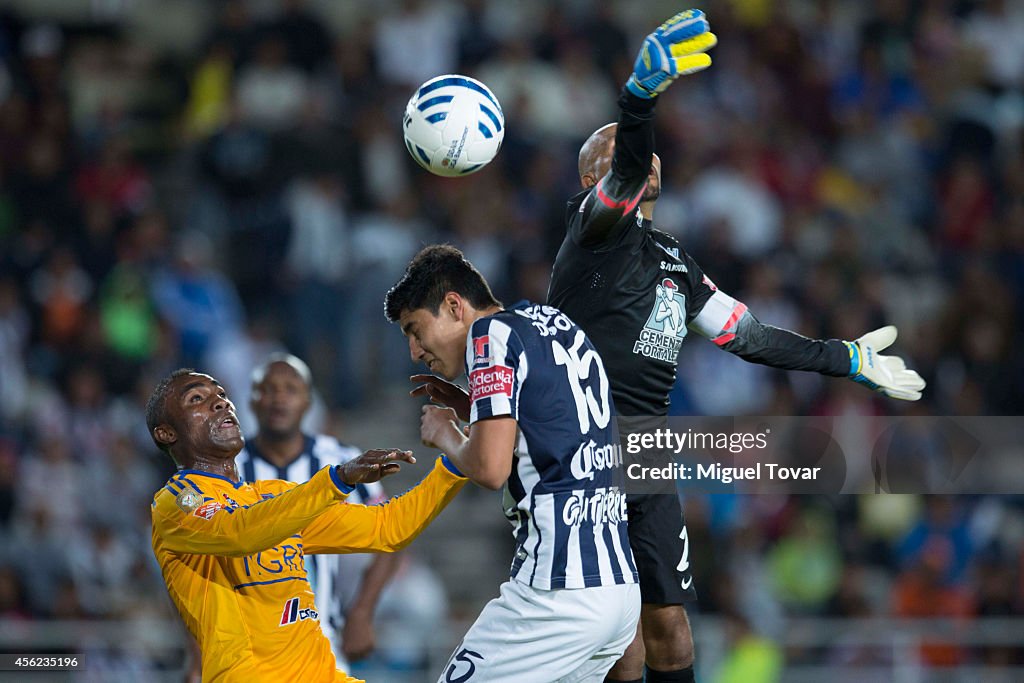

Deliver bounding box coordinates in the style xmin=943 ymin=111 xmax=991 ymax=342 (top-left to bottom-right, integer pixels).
xmin=561 ymin=487 xmax=627 ymax=527
xmin=279 ymin=597 xmax=319 ymax=627
xmin=655 ymin=242 xmax=680 ymax=259
xmin=633 ymin=277 xmax=687 ymax=362
xmin=193 ymin=502 xmax=222 ymax=520
xmin=661 ymin=261 xmax=688 ymax=273
xmin=570 ymin=439 xmax=623 ymax=481
xmin=469 ymin=365 xmax=514 ymax=402
xmin=472 ymin=335 xmax=491 ymax=366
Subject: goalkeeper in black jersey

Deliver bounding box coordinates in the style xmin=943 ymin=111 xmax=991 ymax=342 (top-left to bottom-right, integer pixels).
xmin=547 ymin=9 xmax=926 ymax=683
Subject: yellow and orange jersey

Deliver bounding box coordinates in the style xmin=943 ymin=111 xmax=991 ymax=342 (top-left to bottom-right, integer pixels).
xmin=151 ymin=457 xmax=465 ymax=682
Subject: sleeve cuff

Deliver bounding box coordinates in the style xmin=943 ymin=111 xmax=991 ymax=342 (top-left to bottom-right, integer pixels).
xmin=619 ymin=88 xmax=658 ymax=115
xmin=843 ymin=340 xmax=860 ymax=377
xmin=439 ymin=455 xmax=465 ymax=478
xmin=329 ymin=465 xmax=356 ymax=495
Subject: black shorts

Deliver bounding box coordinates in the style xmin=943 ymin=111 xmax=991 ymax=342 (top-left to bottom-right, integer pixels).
xmin=626 ymin=492 xmax=697 ymax=605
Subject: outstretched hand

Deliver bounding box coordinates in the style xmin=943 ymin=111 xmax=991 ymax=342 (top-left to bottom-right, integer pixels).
xmin=338 ymin=449 xmax=416 ymax=486
xmin=626 ymin=9 xmax=717 ymax=99
xmin=846 ymin=326 xmax=927 ymax=401
xmin=410 ymin=374 xmax=471 ymax=422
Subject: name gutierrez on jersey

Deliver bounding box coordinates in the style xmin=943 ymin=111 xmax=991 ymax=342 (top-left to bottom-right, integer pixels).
xmin=565 ymin=440 xmax=627 ymax=528
xmin=562 ymin=487 xmax=627 ymax=527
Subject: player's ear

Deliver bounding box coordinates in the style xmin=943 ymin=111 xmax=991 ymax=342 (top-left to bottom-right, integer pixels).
xmin=443 ymin=292 xmax=462 ymax=321
xmin=154 ymin=424 xmax=177 ymax=449
xmin=581 ymin=173 xmax=597 ymax=189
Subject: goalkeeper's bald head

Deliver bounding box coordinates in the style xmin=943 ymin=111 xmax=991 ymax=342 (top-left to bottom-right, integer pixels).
xmin=578 ymin=122 xmax=617 ymax=188
xmin=578 ymin=122 xmax=662 ymax=204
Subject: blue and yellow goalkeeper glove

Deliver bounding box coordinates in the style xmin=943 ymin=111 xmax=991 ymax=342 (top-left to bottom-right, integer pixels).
xmin=626 ymin=9 xmax=718 ymax=99
xmin=845 ymin=326 xmax=926 ymax=401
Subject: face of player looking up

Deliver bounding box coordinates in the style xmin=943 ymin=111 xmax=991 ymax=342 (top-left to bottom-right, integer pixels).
xmin=155 ymin=373 xmax=244 ymax=464
xmin=399 ymin=294 xmax=470 ymax=382
xmin=250 ymin=361 xmax=311 ymax=441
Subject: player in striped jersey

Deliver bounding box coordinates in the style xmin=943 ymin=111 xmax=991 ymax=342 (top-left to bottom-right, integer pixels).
xmin=386 ymin=245 xmax=640 ymax=682
xmin=236 ymin=354 xmax=400 ymax=671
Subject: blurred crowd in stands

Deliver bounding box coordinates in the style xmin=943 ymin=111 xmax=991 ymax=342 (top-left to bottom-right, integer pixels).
xmin=0 ymin=0 xmax=1022 ymax=677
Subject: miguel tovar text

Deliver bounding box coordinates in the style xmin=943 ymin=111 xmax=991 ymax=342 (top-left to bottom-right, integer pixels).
xmin=628 ymin=462 xmax=820 ymax=483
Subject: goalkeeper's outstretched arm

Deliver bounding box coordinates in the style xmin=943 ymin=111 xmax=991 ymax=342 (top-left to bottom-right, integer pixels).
xmin=690 ymin=287 xmax=926 ymax=400
xmin=572 ymin=9 xmax=716 ymax=250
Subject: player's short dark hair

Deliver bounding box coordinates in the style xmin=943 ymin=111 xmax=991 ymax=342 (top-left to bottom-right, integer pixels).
xmin=145 ymin=367 xmax=195 ymax=456
xmin=384 ymin=244 xmax=500 ymax=322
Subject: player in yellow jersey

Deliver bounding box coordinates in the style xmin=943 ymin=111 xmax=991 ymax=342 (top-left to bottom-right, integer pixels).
xmin=147 ymin=368 xmax=467 ymax=682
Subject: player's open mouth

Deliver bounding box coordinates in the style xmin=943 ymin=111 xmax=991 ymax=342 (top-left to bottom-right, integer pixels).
xmin=218 ymin=415 xmax=239 ymax=430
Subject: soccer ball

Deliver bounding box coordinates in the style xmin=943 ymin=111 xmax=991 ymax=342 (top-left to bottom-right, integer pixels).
xmin=402 ymin=74 xmax=504 ymax=177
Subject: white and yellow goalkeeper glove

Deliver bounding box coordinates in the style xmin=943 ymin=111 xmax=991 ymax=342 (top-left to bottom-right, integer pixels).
xmin=626 ymin=9 xmax=718 ymax=99
xmin=844 ymin=326 xmax=926 ymax=401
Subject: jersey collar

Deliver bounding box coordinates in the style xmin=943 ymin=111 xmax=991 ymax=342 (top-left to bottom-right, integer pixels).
xmin=508 ymin=300 xmax=531 ymax=311
xmin=176 ymin=468 xmax=245 ymax=488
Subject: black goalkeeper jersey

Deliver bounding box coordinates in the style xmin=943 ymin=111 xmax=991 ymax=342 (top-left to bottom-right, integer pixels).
xmin=548 ymin=90 xmax=849 ymax=417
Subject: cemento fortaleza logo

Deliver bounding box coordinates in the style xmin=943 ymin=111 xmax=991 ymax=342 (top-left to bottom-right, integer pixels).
xmin=469 ymin=365 xmax=514 ymax=402
xmin=634 ymin=277 xmax=686 ymax=362
xmin=279 ymin=597 xmax=318 ymax=627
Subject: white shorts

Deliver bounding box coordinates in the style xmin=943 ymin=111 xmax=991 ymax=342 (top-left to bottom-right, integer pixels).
xmin=437 ymin=580 xmax=640 ymax=683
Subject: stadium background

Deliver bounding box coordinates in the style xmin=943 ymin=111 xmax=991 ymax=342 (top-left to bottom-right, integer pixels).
xmin=0 ymin=0 xmax=1021 ymax=680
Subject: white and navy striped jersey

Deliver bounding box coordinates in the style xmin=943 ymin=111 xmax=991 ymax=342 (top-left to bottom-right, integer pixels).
xmin=235 ymin=435 xmax=386 ymax=661
xmin=467 ymin=301 xmax=637 ymax=590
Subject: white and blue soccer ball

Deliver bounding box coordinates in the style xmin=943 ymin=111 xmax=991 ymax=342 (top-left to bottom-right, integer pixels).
xmin=402 ymin=74 xmax=504 ymax=177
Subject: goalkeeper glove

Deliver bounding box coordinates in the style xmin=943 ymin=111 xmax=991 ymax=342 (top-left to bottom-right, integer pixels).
xmin=844 ymin=326 xmax=926 ymax=401
xmin=626 ymin=9 xmax=718 ymax=99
